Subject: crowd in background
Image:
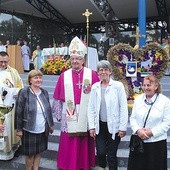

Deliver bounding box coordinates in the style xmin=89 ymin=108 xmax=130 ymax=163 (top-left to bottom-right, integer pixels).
xmin=0 ymin=39 xmax=68 ymax=73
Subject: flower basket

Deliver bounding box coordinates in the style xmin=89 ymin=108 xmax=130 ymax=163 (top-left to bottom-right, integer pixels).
xmin=40 ymin=55 xmax=70 ymax=75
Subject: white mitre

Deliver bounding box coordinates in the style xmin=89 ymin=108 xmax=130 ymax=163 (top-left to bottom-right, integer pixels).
xmin=69 ymin=36 xmax=87 ymax=57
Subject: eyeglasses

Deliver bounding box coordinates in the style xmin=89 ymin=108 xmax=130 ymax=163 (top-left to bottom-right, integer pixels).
xmin=0 ymin=61 xmax=8 ymax=64
xmin=70 ymin=57 xmax=83 ymax=61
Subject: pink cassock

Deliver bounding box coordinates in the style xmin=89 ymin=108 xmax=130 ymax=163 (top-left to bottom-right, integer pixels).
xmin=53 ymin=67 xmax=99 ymax=170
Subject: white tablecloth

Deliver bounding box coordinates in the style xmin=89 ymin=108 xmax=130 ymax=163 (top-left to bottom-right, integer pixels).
xmin=42 ymin=47 xmax=99 ymax=71
xmin=42 ymin=47 xmax=68 ymax=56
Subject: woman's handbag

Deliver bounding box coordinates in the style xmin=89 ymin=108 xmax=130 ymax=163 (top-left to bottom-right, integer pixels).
xmin=129 ymin=134 xmax=144 ymax=154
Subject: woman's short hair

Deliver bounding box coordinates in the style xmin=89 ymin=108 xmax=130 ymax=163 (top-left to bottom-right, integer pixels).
xmin=26 ymin=69 xmax=43 ymax=85
xmin=143 ymin=75 xmax=161 ymax=93
xmin=97 ymin=60 xmax=112 ymax=72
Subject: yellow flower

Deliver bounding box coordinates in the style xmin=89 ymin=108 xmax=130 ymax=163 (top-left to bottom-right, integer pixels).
xmin=137 ymin=67 xmax=141 ymax=72
xmin=118 ymin=66 xmax=123 ymax=73
xmin=128 ymin=93 xmax=141 ymax=111
xmin=41 ymin=55 xmax=70 ymax=75
xmin=114 ymin=55 xmax=119 ymax=61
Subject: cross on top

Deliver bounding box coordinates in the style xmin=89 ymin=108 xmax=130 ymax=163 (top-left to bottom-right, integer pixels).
xmin=82 ymin=9 xmax=92 ymax=22
xmin=130 ymin=26 xmax=145 ymax=47
xmin=82 ymin=9 xmax=92 ymax=50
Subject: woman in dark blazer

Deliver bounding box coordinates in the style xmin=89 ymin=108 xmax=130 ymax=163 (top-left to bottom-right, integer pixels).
xmin=15 ymin=69 xmax=54 ymax=170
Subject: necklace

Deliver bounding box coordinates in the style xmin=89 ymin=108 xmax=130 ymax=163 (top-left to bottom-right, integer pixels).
xmin=144 ymin=94 xmax=158 ymax=105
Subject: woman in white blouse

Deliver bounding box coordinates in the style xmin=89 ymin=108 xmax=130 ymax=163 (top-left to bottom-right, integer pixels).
xmin=88 ymin=60 xmax=128 ymax=170
xmin=128 ymin=75 xmax=170 ymax=170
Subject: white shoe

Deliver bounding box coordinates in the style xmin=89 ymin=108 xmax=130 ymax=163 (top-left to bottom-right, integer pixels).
xmin=90 ymin=166 xmax=106 ymax=170
xmin=97 ymin=167 xmax=105 ymax=170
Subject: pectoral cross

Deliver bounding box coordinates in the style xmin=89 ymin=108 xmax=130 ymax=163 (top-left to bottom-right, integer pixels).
xmin=76 ymin=74 xmax=82 ymax=89
xmin=76 ymin=80 xmax=82 ymax=89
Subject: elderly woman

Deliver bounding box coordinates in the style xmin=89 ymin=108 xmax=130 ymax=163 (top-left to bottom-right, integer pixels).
xmin=15 ymin=69 xmax=54 ymax=170
xmin=128 ymin=75 xmax=170 ymax=170
xmin=88 ymin=60 xmax=128 ymax=170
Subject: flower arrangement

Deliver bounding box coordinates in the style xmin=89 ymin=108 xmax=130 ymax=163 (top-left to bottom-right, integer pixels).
xmin=40 ymin=55 xmax=70 ymax=75
xmin=107 ymin=42 xmax=169 ymax=98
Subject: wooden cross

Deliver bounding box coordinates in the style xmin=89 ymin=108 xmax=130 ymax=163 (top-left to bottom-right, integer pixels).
xmin=130 ymin=26 xmax=145 ymax=47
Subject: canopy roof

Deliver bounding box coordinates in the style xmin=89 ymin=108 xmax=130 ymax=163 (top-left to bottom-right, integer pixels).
xmin=0 ymin=0 xmax=170 ymax=34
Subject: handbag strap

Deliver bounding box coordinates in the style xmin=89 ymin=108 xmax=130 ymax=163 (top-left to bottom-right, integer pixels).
xmin=30 ymin=87 xmax=47 ymax=121
xmin=143 ymin=94 xmax=159 ymax=128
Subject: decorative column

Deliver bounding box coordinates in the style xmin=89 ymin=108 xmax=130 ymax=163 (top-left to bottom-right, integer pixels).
xmin=138 ymin=0 xmax=146 ymax=47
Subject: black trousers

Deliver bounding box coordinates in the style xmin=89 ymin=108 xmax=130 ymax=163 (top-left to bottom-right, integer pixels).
xmin=96 ymin=121 xmax=121 ymax=170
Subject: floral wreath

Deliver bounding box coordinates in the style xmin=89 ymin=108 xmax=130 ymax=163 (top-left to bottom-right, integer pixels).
xmin=107 ymin=42 xmax=169 ymax=97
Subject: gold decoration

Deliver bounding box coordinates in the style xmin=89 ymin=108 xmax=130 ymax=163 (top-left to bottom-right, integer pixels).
xmin=82 ymin=9 xmax=92 ymax=47
xmin=0 ymin=105 xmax=14 ymax=137
xmin=82 ymin=9 xmax=92 ymax=67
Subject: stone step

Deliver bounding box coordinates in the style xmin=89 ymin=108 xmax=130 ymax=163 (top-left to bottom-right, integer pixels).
xmin=0 ymin=155 xmax=129 ymax=170
xmin=162 ymin=90 xmax=170 ymax=97
xmin=2 ymin=141 xmax=170 ymax=170
xmin=161 ymin=76 xmax=170 ymax=83
xmin=161 ymin=82 xmax=170 ymax=88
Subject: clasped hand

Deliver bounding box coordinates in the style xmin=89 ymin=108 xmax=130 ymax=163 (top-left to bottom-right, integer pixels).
xmin=118 ymin=131 xmax=126 ymax=138
xmin=137 ymin=128 xmax=153 ymax=140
